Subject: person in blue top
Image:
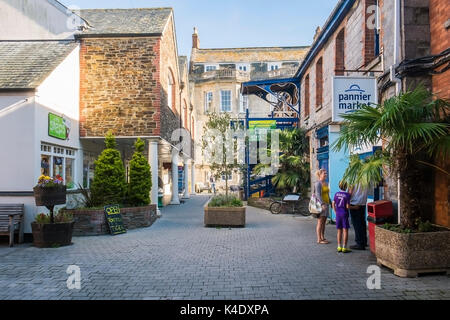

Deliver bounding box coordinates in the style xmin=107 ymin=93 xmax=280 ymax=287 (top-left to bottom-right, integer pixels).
xmin=332 ymin=180 xmax=352 ymax=253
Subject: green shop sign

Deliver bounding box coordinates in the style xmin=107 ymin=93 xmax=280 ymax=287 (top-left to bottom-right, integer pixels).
xmin=48 ymin=113 xmax=67 ymax=140
xmin=248 ymin=120 xmax=277 ymax=129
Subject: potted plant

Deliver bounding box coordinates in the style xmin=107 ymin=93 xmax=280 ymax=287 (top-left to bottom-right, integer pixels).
xmin=204 ymin=195 xmax=245 ymax=227
xmin=32 ymin=175 xmax=74 ymax=248
xmin=332 ymin=86 xmax=450 ymax=277
xmin=201 ymin=112 xmax=246 ymax=227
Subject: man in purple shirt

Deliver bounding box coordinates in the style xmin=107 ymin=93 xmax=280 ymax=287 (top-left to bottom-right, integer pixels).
xmin=332 ymin=181 xmax=351 ymax=253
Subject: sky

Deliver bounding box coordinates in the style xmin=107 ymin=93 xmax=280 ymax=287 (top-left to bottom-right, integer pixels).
xmin=60 ymin=0 xmax=339 ymax=57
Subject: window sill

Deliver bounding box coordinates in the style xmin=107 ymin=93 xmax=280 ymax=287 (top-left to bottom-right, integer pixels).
xmin=316 ymin=105 xmax=323 ymax=112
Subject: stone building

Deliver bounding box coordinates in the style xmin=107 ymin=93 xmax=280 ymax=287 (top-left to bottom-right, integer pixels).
xmin=295 ymin=0 xmax=449 ymax=226
xmin=190 ymin=28 xmax=309 ymax=190
xmin=77 ymin=8 xmax=195 ymax=207
xmin=296 ymin=0 xmax=382 ymax=220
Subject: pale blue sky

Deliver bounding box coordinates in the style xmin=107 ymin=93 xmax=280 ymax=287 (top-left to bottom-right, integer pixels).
xmin=61 ymin=0 xmax=338 ymax=57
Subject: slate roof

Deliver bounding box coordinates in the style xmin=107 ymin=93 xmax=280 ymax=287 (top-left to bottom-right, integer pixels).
xmin=0 ymin=41 xmax=78 ymax=90
xmin=191 ymin=46 xmax=310 ymax=64
xmin=78 ymin=8 xmax=172 ymax=36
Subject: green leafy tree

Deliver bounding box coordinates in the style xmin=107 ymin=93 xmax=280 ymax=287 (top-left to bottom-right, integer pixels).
xmin=127 ymin=138 xmax=152 ymax=207
xmin=333 ymin=86 xmax=449 ymax=229
xmin=91 ymin=131 xmax=127 ymax=206
xmin=254 ymin=128 xmax=310 ymax=196
xmin=201 ymin=112 xmax=244 ymax=199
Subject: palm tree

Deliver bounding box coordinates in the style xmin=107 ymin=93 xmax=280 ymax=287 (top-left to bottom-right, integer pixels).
xmin=332 ymin=86 xmax=449 ymax=229
xmin=254 ymin=128 xmax=310 ymax=195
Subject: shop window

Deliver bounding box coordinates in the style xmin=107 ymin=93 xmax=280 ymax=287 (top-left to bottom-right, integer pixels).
xmin=40 ymin=143 xmax=77 ymax=189
xmin=83 ymin=152 xmax=96 ymax=189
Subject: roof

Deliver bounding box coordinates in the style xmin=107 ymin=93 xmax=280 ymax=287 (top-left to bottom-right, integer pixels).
xmin=0 ymin=41 xmax=78 ymax=90
xmin=78 ymin=8 xmax=172 ymax=36
xmin=191 ymin=46 xmax=310 ymax=64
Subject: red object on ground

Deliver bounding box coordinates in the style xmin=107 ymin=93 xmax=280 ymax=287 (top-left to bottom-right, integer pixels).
xmin=367 ymin=200 xmax=394 ymax=254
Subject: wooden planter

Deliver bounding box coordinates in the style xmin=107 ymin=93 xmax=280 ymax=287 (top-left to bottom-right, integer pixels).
xmin=33 ymin=186 xmax=67 ymax=207
xmin=375 ymin=225 xmax=450 ymax=277
xmin=31 ymin=221 xmax=74 ymax=248
xmin=204 ymin=200 xmax=246 ymax=228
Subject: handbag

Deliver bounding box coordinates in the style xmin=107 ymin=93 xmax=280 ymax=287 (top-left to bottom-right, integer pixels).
xmin=309 ymin=188 xmax=323 ymax=218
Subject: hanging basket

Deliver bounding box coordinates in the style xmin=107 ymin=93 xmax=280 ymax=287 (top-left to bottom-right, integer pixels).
xmin=33 ymin=186 xmax=67 ymax=207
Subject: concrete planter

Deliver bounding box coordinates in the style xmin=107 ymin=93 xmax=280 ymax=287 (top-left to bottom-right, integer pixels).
xmin=64 ymin=204 xmax=157 ymax=236
xmin=375 ymin=225 xmax=450 ymax=278
xmin=204 ymin=199 xmax=246 ymax=228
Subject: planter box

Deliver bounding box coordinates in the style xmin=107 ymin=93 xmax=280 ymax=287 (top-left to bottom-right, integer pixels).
xmin=31 ymin=222 xmax=74 ymax=248
xmin=65 ymin=205 xmax=157 ymax=236
xmin=375 ymin=225 xmax=450 ymax=277
xmin=33 ymin=186 xmax=67 ymax=207
xmin=204 ymin=200 xmax=246 ymax=228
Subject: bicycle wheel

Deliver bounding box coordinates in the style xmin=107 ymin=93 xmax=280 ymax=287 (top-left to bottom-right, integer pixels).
xmin=270 ymin=202 xmax=282 ymax=214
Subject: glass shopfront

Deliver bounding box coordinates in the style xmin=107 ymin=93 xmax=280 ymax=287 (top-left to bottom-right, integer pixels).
xmin=40 ymin=143 xmax=77 ymax=189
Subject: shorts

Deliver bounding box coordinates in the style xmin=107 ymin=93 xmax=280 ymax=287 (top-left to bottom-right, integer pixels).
xmin=320 ymin=204 xmax=329 ymax=218
xmin=336 ymin=212 xmax=350 ymax=229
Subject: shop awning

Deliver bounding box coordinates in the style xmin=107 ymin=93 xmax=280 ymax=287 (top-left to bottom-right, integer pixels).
xmin=241 ymin=77 xmax=300 ymax=115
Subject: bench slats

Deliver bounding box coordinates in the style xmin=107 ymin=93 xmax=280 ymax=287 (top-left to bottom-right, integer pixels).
xmin=0 ymin=204 xmax=24 ymax=246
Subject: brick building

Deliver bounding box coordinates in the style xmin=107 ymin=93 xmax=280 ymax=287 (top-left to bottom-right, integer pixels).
xmin=77 ymin=8 xmax=195 ymax=207
xmin=190 ymin=28 xmax=309 ymax=190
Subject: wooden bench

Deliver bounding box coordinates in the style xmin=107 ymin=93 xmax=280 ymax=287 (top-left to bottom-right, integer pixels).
xmin=0 ymin=204 xmax=24 ymax=247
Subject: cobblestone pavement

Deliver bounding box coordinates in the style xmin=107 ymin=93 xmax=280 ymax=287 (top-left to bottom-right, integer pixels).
xmin=0 ymin=195 xmax=449 ymax=300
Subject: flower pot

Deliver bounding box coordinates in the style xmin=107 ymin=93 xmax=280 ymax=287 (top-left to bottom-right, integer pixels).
xmin=31 ymin=221 xmax=74 ymax=248
xmin=204 ymin=199 xmax=246 ymax=228
xmin=33 ymin=186 xmax=67 ymax=207
xmin=375 ymin=225 xmax=450 ymax=277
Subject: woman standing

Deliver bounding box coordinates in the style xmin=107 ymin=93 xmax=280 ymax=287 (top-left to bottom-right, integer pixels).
xmin=315 ymin=169 xmax=330 ymax=244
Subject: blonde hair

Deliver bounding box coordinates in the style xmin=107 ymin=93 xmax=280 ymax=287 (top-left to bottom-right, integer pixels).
xmin=316 ymin=169 xmax=327 ymax=179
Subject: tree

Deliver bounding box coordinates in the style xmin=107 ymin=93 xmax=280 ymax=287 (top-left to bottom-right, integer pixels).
xmin=332 ymin=86 xmax=449 ymax=229
xmin=90 ymin=131 xmax=127 ymax=206
xmin=201 ymin=112 xmax=243 ymax=199
xmin=127 ymin=138 xmax=152 ymax=207
xmin=254 ymin=128 xmax=310 ymax=196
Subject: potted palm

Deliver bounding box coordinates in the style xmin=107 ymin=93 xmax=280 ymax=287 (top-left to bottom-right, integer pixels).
xmin=332 ymin=86 xmax=450 ymax=277
xmin=32 ymin=175 xmax=74 ymax=248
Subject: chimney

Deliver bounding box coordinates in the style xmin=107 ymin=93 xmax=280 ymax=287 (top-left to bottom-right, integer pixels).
xmin=313 ymin=26 xmax=322 ymax=42
xmin=192 ymin=27 xmax=200 ymax=49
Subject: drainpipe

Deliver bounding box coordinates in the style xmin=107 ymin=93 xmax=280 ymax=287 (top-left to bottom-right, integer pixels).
xmin=390 ymin=0 xmax=403 ymax=224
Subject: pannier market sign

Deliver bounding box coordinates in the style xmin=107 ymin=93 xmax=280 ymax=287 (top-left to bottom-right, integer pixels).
xmin=332 ymin=76 xmax=377 ymax=122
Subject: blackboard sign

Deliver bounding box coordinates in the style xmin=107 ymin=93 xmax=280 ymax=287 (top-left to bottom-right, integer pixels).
xmin=104 ymin=205 xmax=127 ymax=235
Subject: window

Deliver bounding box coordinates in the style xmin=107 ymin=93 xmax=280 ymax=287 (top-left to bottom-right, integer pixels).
xmin=168 ymin=70 xmax=175 ymax=110
xmin=220 ymin=90 xmax=232 ymax=112
xmin=335 ymin=29 xmax=345 ymax=75
xmin=40 ymin=143 xmax=77 ymax=189
xmin=83 ymin=152 xmax=96 ymax=189
xmin=239 ymin=94 xmax=248 ymax=113
xmin=304 ymin=74 xmax=310 ymax=117
xmin=222 ymin=174 xmax=232 ymax=181
xmin=205 ymin=65 xmax=217 ymax=72
xmin=268 ymin=63 xmax=281 ymax=71
xmin=315 ymin=57 xmax=323 ymax=109
xmin=204 ymin=92 xmax=213 ymax=113
xmin=237 ymin=64 xmax=249 ymax=72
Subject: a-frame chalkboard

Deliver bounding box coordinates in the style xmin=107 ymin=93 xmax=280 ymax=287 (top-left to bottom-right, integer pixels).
xmin=104 ymin=205 xmax=127 ymax=235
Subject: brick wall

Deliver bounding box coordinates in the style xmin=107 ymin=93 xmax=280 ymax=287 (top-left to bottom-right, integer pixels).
xmin=430 ymin=0 xmax=450 ymax=99
xmin=79 ymin=37 xmax=161 ymax=137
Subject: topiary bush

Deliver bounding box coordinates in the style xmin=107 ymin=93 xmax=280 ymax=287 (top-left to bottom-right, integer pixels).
xmin=90 ymin=131 xmax=127 ymax=206
xmin=127 ymin=138 xmax=152 ymax=207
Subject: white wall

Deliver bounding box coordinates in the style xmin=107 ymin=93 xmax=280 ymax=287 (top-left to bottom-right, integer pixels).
xmin=0 ymin=0 xmax=84 ymax=40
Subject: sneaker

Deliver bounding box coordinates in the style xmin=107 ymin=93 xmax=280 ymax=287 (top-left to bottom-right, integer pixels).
xmin=342 ymin=248 xmax=352 ymax=253
xmin=350 ymin=245 xmax=365 ymax=250
xmin=337 ymin=247 xmax=342 ymax=252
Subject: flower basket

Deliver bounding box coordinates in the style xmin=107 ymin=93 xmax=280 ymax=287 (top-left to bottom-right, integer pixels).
xmin=33 ymin=185 xmax=67 ymax=207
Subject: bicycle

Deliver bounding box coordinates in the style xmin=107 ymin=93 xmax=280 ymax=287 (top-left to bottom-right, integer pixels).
xmin=269 ymin=193 xmax=311 ymax=217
